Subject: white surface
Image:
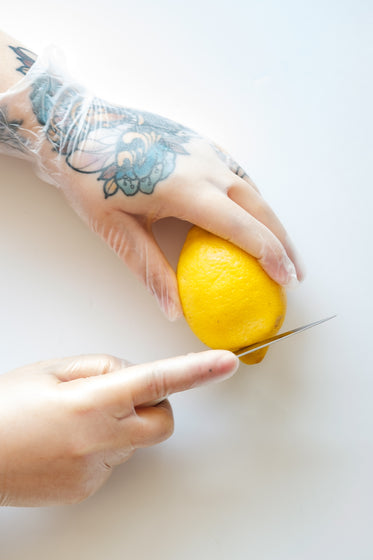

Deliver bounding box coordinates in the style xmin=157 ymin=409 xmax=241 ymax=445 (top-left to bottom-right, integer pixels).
xmin=1 ymin=1 xmax=372 ymax=558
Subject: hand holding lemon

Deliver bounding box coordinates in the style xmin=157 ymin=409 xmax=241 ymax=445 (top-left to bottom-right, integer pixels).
xmin=177 ymin=226 xmax=288 ymax=364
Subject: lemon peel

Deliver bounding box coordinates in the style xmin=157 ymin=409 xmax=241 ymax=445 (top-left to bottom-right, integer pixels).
xmin=177 ymin=226 xmax=287 ymax=364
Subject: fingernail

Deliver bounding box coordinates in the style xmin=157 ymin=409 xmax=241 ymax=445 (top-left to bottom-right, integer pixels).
xmin=216 ymin=351 xmax=240 ymax=379
xmin=284 ymin=234 xmax=306 ymax=282
xmin=284 ymin=260 xmax=300 ymax=289
xmin=260 ymin=250 xmax=300 ymax=289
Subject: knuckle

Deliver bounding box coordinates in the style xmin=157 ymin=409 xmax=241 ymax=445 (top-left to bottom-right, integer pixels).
xmin=65 ymin=431 xmax=91 ymax=459
xmin=223 ymin=213 xmax=248 ymax=242
xmin=95 ymin=353 xmax=123 ymax=374
xmin=146 ymin=364 xmax=168 ymax=401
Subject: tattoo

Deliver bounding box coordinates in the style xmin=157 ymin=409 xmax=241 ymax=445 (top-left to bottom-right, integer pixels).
xmin=8 ymin=45 xmax=248 ymax=196
xmin=27 ymin=71 xmax=194 ymax=197
xmin=9 ymin=45 xmax=36 ymax=75
xmin=0 ymin=106 xmax=28 ymax=153
xmin=8 ymin=44 xmax=194 ymax=197
xmin=213 ymin=145 xmax=251 ymax=182
xmin=227 ymin=160 xmax=251 ymax=181
xmin=0 ymin=46 xmax=36 ymax=154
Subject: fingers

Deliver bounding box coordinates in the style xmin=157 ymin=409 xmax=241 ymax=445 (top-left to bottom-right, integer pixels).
xmin=93 ymin=211 xmax=182 ymax=320
xmin=211 ymin=142 xmax=260 ymax=193
xmin=133 ymin=400 xmax=174 ymax=447
xmin=66 ymin=351 xmax=237 ymax=462
xmin=50 ymin=354 xmax=128 ymax=382
xmin=182 ymin=187 xmax=298 ymax=286
xmin=101 ymin=401 xmax=174 ymax=467
xmin=82 ymin=350 xmax=239 ymax=414
xmin=174 ymin=141 xmax=304 ymax=285
xmin=225 ymin=156 xmax=261 ymax=194
xmin=228 ymin=178 xmax=305 ymax=281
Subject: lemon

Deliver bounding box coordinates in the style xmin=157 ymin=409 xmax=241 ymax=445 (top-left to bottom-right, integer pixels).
xmin=177 ymin=226 xmax=287 ymax=364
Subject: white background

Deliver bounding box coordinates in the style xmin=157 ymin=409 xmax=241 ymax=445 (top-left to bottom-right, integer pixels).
xmin=1 ymin=1 xmax=372 ymax=558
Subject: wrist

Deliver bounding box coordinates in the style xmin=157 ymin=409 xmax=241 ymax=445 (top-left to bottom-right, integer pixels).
xmin=0 ymin=80 xmax=40 ymax=160
xmin=0 ymin=48 xmax=89 ymax=186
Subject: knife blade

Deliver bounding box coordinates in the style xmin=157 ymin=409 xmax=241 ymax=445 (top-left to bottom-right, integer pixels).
xmin=234 ymin=315 xmax=336 ymax=358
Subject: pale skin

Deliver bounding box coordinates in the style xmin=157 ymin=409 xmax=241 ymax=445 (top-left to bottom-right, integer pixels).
xmin=0 ymin=31 xmax=304 ymax=506
xmin=0 ymin=351 xmax=238 ymax=506
xmin=0 ymin=32 xmax=303 ymax=319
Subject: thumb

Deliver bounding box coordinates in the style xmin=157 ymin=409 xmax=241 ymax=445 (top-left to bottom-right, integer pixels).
xmin=95 ymin=212 xmax=182 ymax=321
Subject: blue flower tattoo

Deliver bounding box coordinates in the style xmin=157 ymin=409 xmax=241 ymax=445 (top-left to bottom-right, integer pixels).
xmin=27 ymin=70 xmax=194 ymax=197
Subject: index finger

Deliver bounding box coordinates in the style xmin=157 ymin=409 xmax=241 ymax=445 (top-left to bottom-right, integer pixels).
xmin=183 ymin=189 xmax=298 ymax=286
xmin=82 ymin=350 xmax=239 ymax=413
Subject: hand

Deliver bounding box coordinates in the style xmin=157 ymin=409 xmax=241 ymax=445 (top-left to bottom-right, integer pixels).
xmin=0 ymin=350 xmax=238 ymax=507
xmin=0 ymin=47 xmax=304 ymax=319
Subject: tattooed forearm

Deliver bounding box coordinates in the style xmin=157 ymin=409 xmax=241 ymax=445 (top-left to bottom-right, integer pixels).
xmin=7 ymin=44 xmax=195 ymax=196
xmin=25 ymin=70 xmax=194 ymax=197
xmin=0 ymin=47 xmax=35 ymax=154
xmin=7 ymin=44 xmax=247 ymax=197
xmin=0 ymin=106 xmax=28 ymax=153
xmin=9 ymin=45 xmax=36 ymax=75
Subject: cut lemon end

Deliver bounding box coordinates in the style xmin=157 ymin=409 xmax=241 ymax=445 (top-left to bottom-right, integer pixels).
xmin=239 ymin=347 xmax=268 ymax=365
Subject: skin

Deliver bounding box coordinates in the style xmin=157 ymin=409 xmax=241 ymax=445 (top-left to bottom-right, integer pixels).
xmin=0 ymin=32 xmax=303 ymax=320
xmin=0 ymin=30 xmax=304 ymax=506
xmin=0 ymin=350 xmax=239 ymax=506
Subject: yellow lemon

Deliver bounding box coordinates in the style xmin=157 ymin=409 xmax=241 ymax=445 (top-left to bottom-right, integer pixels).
xmin=177 ymin=226 xmax=287 ymax=364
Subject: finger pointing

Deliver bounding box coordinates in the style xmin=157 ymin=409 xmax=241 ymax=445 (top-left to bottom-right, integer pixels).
xmin=83 ymin=350 xmax=239 ymax=415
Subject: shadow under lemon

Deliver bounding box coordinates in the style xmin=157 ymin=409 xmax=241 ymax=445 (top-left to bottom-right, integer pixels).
xmin=177 ymin=226 xmax=286 ymax=364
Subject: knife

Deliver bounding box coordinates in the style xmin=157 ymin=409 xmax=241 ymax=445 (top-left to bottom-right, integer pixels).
xmin=234 ymin=315 xmax=336 ymax=358
xmin=140 ymin=315 xmax=336 ymax=407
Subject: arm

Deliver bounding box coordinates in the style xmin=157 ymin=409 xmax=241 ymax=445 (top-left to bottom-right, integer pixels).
xmin=0 ymin=31 xmax=304 ymax=319
xmin=0 ymin=32 xmax=39 ymax=156
xmin=0 ymin=31 xmax=35 ymax=91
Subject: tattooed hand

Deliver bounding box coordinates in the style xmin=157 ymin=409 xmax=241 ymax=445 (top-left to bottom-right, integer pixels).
xmin=0 ymin=45 xmax=304 ymax=319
